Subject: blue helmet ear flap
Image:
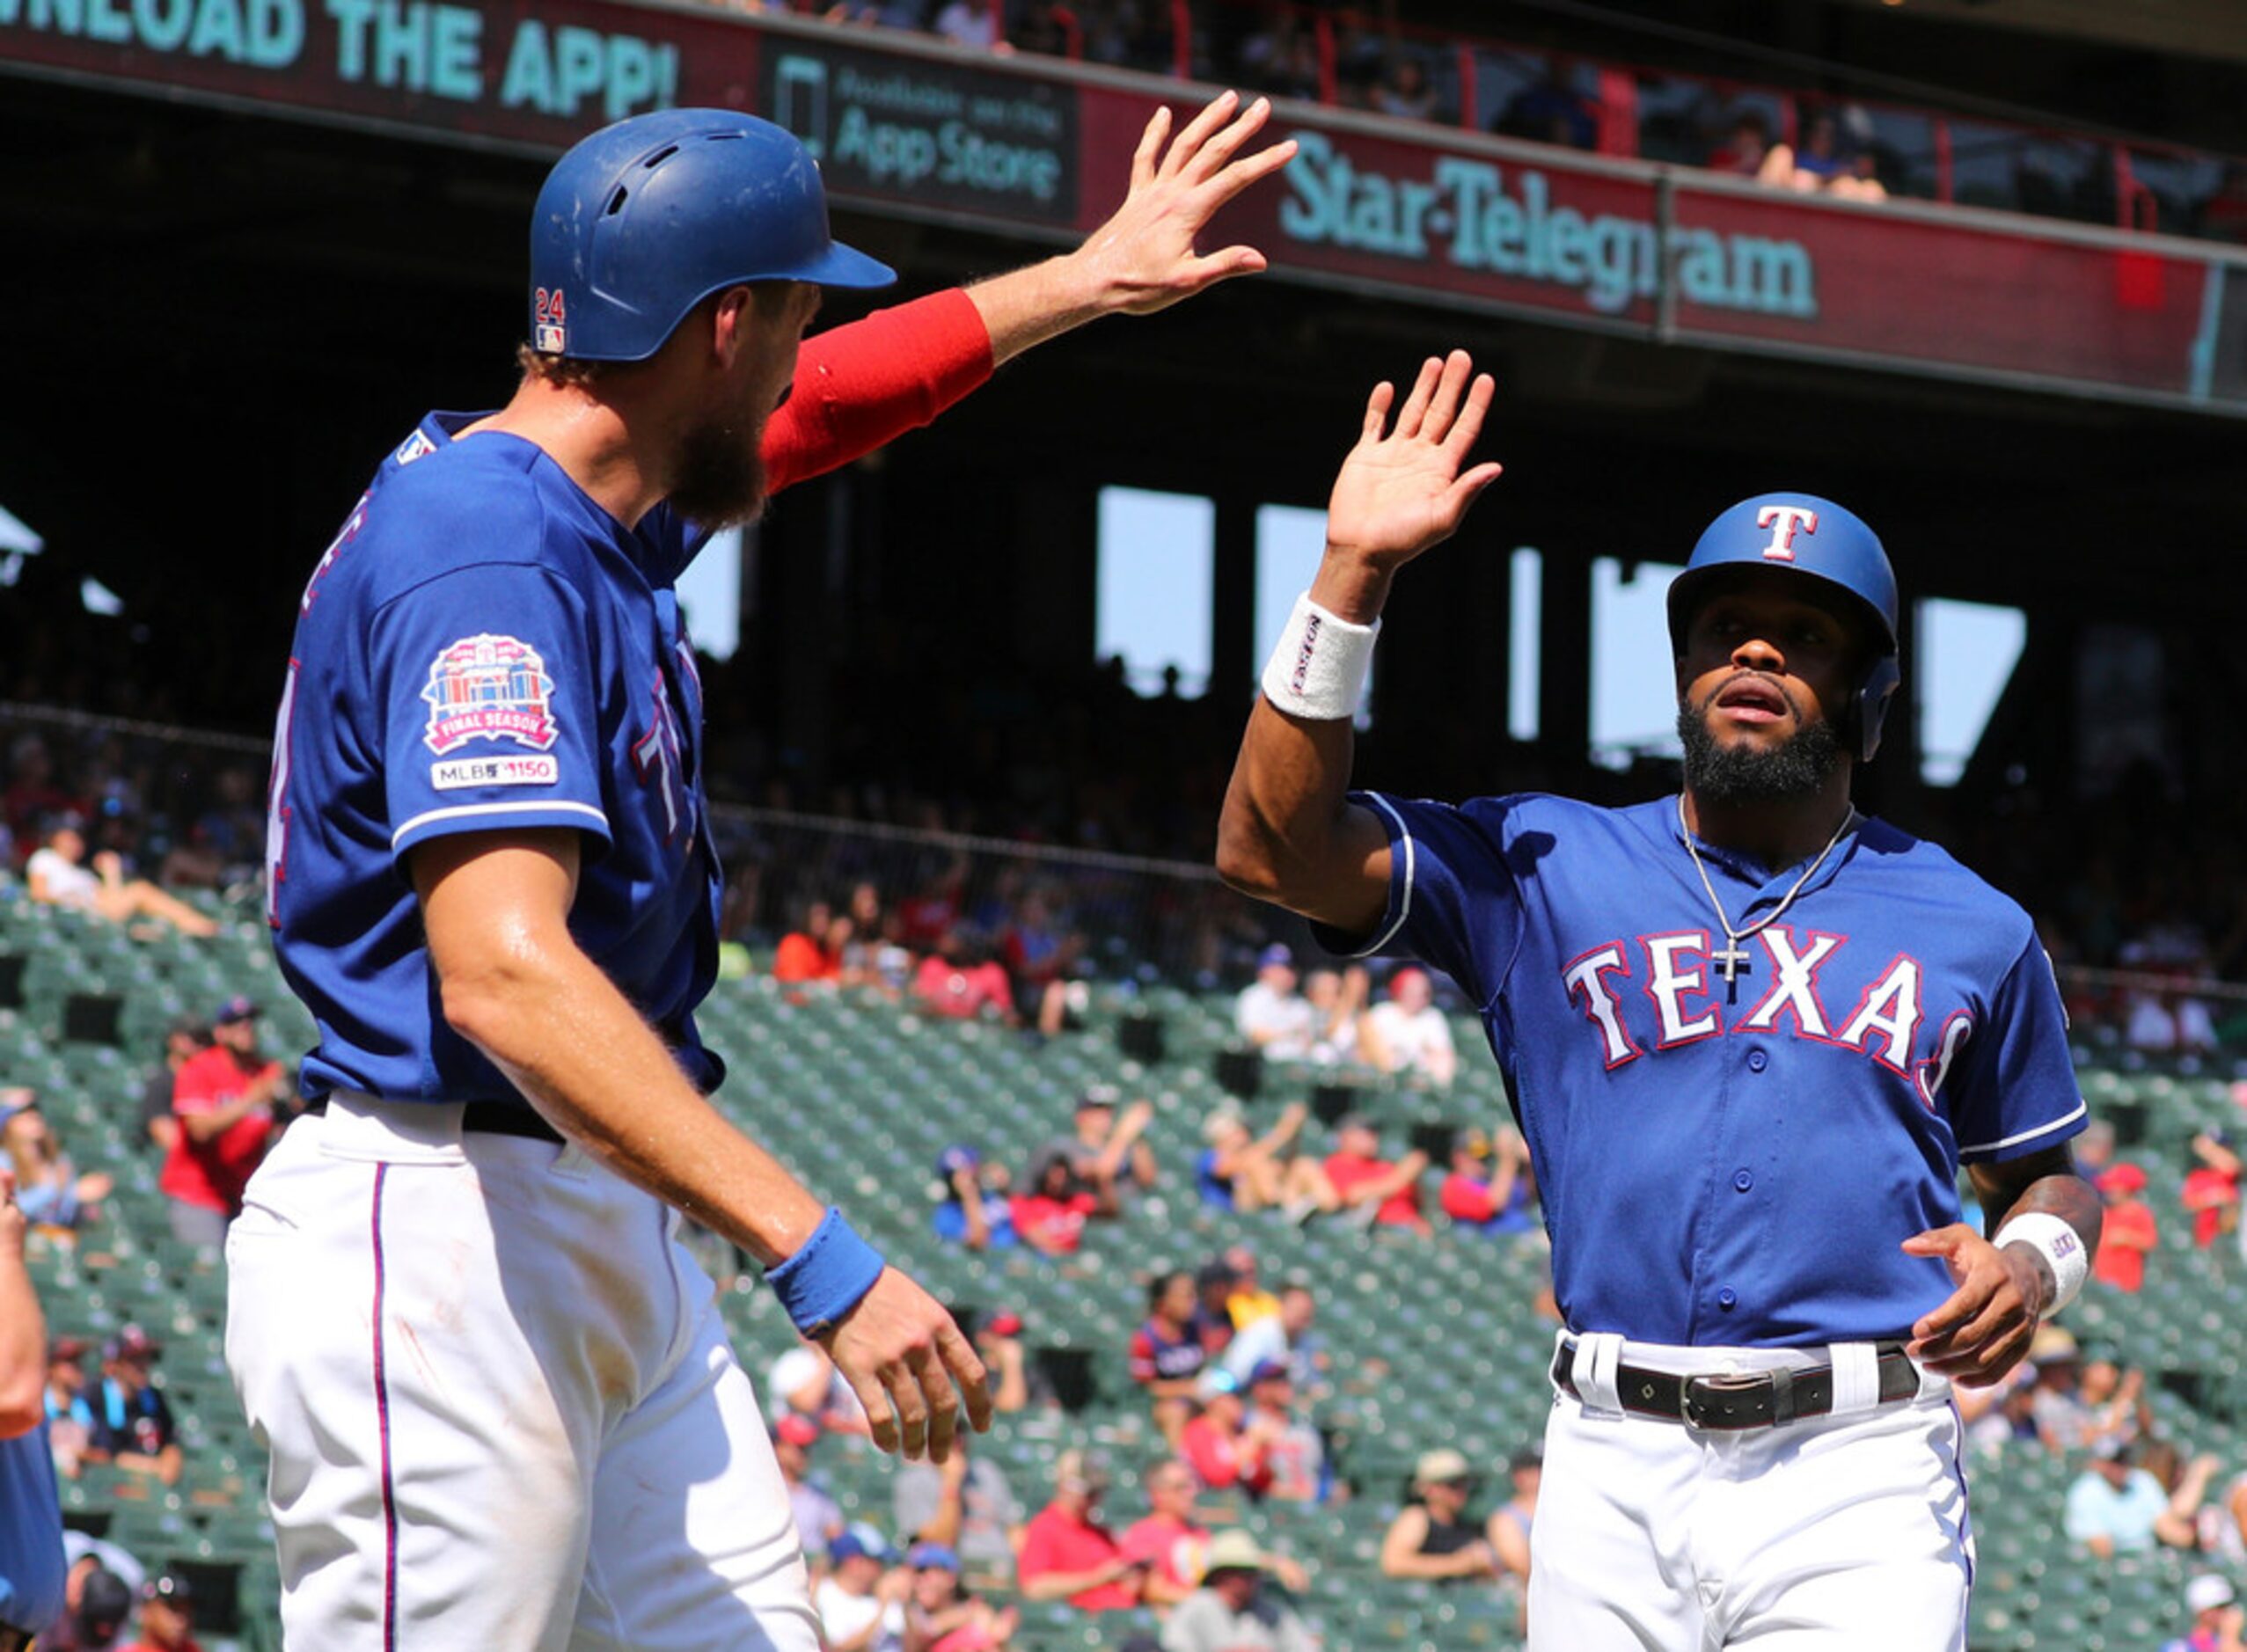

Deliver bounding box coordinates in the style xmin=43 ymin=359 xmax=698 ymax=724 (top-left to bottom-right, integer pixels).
xmin=1851 ymin=654 xmax=1901 ymax=764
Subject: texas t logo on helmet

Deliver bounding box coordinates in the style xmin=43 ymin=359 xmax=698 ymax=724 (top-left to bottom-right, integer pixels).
xmin=1755 ymin=503 xmax=1819 ymax=559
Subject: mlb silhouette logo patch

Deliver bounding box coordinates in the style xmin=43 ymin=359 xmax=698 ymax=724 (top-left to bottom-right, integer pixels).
xmin=421 ymin=634 xmax=560 ymax=755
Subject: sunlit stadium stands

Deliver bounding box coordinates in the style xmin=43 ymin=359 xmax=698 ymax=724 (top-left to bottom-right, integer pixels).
xmin=7 ymin=886 xmax=2247 ymax=1650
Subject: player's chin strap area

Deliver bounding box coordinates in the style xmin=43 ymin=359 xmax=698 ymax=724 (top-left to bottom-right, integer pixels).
xmin=1552 ymin=1332 xmax=1922 ymax=1431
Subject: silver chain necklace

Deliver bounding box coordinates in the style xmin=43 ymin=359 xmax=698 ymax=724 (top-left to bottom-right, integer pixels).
xmin=1677 ymin=793 xmax=1857 ymax=1000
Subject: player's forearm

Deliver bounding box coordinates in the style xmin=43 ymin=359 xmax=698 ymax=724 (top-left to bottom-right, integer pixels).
xmin=439 ymin=942 xmax=826 ymax=1268
xmin=1216 ymin=703 xmax=1377 ymax=922
xmin=966 ymin=253 xmax=1116 ymax=368
xmin=0 ymin=1247 xmax=48 ymax=1435
xmin=1987 ymin=1170 xmax=2102 ymax=1312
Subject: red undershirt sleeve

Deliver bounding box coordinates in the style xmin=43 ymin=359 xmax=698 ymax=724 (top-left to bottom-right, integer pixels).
xmin=762 ymin=288 xmax=996 ymax=495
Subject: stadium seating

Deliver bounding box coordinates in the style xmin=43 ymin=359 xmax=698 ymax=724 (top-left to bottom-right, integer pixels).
xmin=7 ymin=888 xmax=2246 ymax=1651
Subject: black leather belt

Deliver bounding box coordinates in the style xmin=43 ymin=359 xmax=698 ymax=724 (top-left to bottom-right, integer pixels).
xmin=1552 ymin=1339 xmax=1920 ymax=1430
xmin=305 ymin=1097 xmax=564 ymax=1145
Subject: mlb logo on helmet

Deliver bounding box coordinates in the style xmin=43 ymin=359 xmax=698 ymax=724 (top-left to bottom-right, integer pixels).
xmin=422 ymin=634 xmax=560 ymax=755
xmin=534 ymin=286 xmax=567 ymax=355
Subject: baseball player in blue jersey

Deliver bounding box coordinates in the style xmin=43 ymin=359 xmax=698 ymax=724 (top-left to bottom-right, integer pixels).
xmin=232 ymin=96 xmax=1292 ymax=1649
xmin=1219 ymin=353 xmax=2103 ymax=1648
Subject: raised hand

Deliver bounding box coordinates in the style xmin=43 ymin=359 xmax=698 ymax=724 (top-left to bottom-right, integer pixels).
xmin=1070 ymin=91 xmax=1299 ymax=316
xmin=823 ymin=1266 xmax=992 ymax=1461
xmin=1324 ymin=352 xmax=1503 ymax=575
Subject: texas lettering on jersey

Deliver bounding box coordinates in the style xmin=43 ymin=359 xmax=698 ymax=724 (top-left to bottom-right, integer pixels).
xmin=1562 ymin=925 xmax=1960 ymax=1100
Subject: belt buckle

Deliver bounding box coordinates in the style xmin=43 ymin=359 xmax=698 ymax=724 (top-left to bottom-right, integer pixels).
xmin=1681 ymin=1372 xmax=1766 ymax=1430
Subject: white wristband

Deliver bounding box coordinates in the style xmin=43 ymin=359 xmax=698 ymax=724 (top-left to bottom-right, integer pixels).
xmin=1261 ymin=593 xmax=1380 ymax=721
xmin=1992 ymin=1211 xmax=2088 ymax=1316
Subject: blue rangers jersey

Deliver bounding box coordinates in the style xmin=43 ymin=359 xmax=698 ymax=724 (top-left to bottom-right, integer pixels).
xmin=1324 ymin=792 xmax=2085 ymax=1347
xmin=266 ymin=413 xmax=721 ymax=1105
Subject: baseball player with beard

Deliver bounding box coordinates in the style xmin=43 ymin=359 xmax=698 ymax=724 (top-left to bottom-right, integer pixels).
xmin=235 ymin=94 xmax=1292 ymax=1650
xmin=1218 ymin=352 xmax=2102 ymax=1648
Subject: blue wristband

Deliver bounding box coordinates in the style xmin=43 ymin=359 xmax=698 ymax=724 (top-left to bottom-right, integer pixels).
xmin=767 ymin=1208 xmax=888 ymax=1338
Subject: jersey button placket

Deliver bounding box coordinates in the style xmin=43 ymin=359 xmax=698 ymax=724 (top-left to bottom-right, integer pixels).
xmin=1732 ymin=1169 xmax=1753 ymax=1193
xmin=1746 ymin=1047 xmax=1768 ymax=1072
xmin=1716 ymin=1288 xmax=1738 ymax=1312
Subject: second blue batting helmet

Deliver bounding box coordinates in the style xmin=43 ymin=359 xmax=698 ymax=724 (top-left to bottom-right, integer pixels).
xmin=529 ymin=109 xmax=894 ymax=363
xmin=1665 ymin=493 xmax=1902 ymax=763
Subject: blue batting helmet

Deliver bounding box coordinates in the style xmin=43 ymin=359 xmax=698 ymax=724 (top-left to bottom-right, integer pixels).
xmin=1665 ymin=493 xmax=1901 ymax=762
xmin=529 ymin=109 xmax=894 ymax=363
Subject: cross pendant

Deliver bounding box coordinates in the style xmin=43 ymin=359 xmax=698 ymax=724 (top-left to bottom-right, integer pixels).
xmin=1712 ymin=942 xmax=1753 ymax=1004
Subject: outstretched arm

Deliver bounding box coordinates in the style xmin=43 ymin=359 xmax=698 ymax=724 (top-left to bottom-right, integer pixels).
xmin=764 ymin=91 xmax=1295 ymax=493
xmin=1216 ymin=352 xmax=1503 ymax=934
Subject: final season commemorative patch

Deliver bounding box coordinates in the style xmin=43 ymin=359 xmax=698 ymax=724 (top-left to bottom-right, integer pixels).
xmin=421 ymin=634 xmax=560 ymax=755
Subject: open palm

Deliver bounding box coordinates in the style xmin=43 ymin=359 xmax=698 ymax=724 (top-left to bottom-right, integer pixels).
xmin=1326 ymin=351 xmax=1503 ymax=568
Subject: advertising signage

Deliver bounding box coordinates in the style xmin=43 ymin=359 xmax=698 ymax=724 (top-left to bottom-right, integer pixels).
xmin=5 ymin=0 xmax=2241 ymax=414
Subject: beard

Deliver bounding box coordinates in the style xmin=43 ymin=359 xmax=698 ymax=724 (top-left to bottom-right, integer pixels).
xmin=664 ymin=408 xmax=770 ymax=530
xmin=1675 ymin=689 xmax=1845 ymax=807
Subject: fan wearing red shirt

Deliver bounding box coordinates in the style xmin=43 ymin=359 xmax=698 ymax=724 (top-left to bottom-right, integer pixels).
xmin=121 ymin=1569 xmax=202 ymax=1652
xmin=2183 ymin=1130 xmax=2242 ymax=1249
xmin=1017 ymin=1451 xmax=1148 ymax=1612
xmin=160 ymin=997 xmax=282 ymax=1249
xmin=1119 ymin=1458 xmax=1211 ymax=1609
xmin=2092 ymin=1164 xmax=2157 ymax=1293
xmin=772 ymin=899 xmax=845 ymax=985
xmin=1181 ymin=1378 xmax=1273 ymax=1496
xmin=1322 ymin=1116 xmax=1431 ymax=1235
xmin=1010 ymin=1149 xmax=1098 ymax=1255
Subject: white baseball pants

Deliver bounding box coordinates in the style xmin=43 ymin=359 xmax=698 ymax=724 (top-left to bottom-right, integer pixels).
xmin=1528 ymin=1333 xmax=1973 ymax=1650
xmin=225 ymin=1093 xmax=821 ymax=1651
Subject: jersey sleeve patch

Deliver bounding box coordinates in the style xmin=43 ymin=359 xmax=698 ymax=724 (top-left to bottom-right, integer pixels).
xmin=421 ymin=634 xmax=560 ymax=755
xmin=430 ymin=754 xmax=560 ymax=790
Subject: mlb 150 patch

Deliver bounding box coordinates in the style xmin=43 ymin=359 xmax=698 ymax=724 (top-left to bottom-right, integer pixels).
xmin=431 ymin=756 xmax=561 ymax=790
xmin=422 ymin=634 xmax=560 ymax=755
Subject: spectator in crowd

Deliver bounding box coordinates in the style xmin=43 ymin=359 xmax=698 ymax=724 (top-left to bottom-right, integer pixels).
xmin=1494 ymin=59 xmax=1597 ymax=150
xmin=2075 ymin=1116 xmax=2119 ymax=1180
xmin=3 ymin=1165 xmax=70 ymax=1651
xmin=2185 ymin=1129 xmax=2242 ymax=1251
xmin=934 ymin=1146 xmax=1019 ymax=1251
xmin=138 ymin=1020 xmax=207 ymax=1158
xmin=1010 ymin=1147 xmax=1100 ymax=1256
xmin=2199 ymin=164 xmax=2247 ymax=245
xmin=1041 ymin=1086 xmax=1159 ymax=1210
xmin=774 ymin=1415 xmax=845 ymax=1561
xmin=1211 ymin=1276 xmax=1324 ymax=1393
xmin=2024 ymin=1325 xmax=2094 ymax=1450
xmin=2074 ymin=1356 xmax=2155 ymax=1458
xmin=0 ymin=1093 xmax=111 ymax=1241
xmin=1236 ymin=946 xmax=1315 ymax=1058
xmin=1197 ymin=1104 xmax=1337 ymax=1219
xmin=1300 ymin=967 xmax=1367 ymax=1066
xmin=968 ymin=1309 xmax=1036 ymax=1415
xmin=895 ymin=1425 xmax=1024 ymax=1590
xmin=816 ymin=1526 xmax=910 ymax=1652
xmin=44 ymin=1334 xmax=94 ymax=1480
xmin=1242 ymin=1360 xmax=1324 ymax=1503
xmin=1019 ymin=1451 xmax=1148 ymax=1611
xmin=904 ymin=1543 xmax=1020 ymax=1651
xmin=1960 ymin=1362 xmax=2043 ymax=1457
xmin=80 ymin=1327 xmax=179 ymax=1488
xmin=42 ymin=1567 xmax=132 ymax=1652
xmin=1221 ymin=1246 xmax=1278 ymax=1328
xmin=933 ymin=0 xmax=1007 ymax=51
xmin=1358 ymin=969 xmax=1455 ymax=1086
xmin=1706 ymin=109 xmax=1773 ymax=178
xmin=1180 ymin=1376 xmax=1270 ymax=1497
xmin=1189 ymin=1261 xmax=1241 ymax=1358
xmin=916 ymin=931 xmax=1019 ymax=1023
xmin=1121 ymin=1458 xmax=1211 ymax=1610
xmin=4 ymin=735 xmax=83 ymax=844
xmin=1438 ymin=1127 xmax=1533 ymax=1236
xmin=767 ymin=1340 xmax=871 ymax=1437
xmin=1160 ymin=1531 xmax=1318 ymax=1652
xmin=1131 ymin=1270 xmax=1218 ymax=1447
xmin=2164 ymin=1574 xmax=2247 ymax=1652
xmin=1321 ymin=1117 xmax=1431 ymax=1236
xmin=119 ymin=1570 xmax=199 ymax=1652
xmin=1372 ymin=55 xmax=1438 ymax=123
xmin=898 ymin=859 xmax=970 ymax=953
xmin=1001 ymin=888 xmax=1087 ymax=1037
xmin=1486 ymin=1445 xmax=1540 ymax=1604
xmin=161 ymin=998 xmax=282 ymax=1251
xmin=2092 ymin=1163 xmax=2158 ymax=1292
xmin=772 ymin=897 xmax=848 ymax=985
xmin=1380 ymin=1450 xmax=1500 ymax=1583
xmin=24 ymin=818 xmax=216 ymax=937
xmin=2065 ymin=1441 xmax=2215 ymax=1557
xmin=56 ymin=1539 xmax=144 ymax=1612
